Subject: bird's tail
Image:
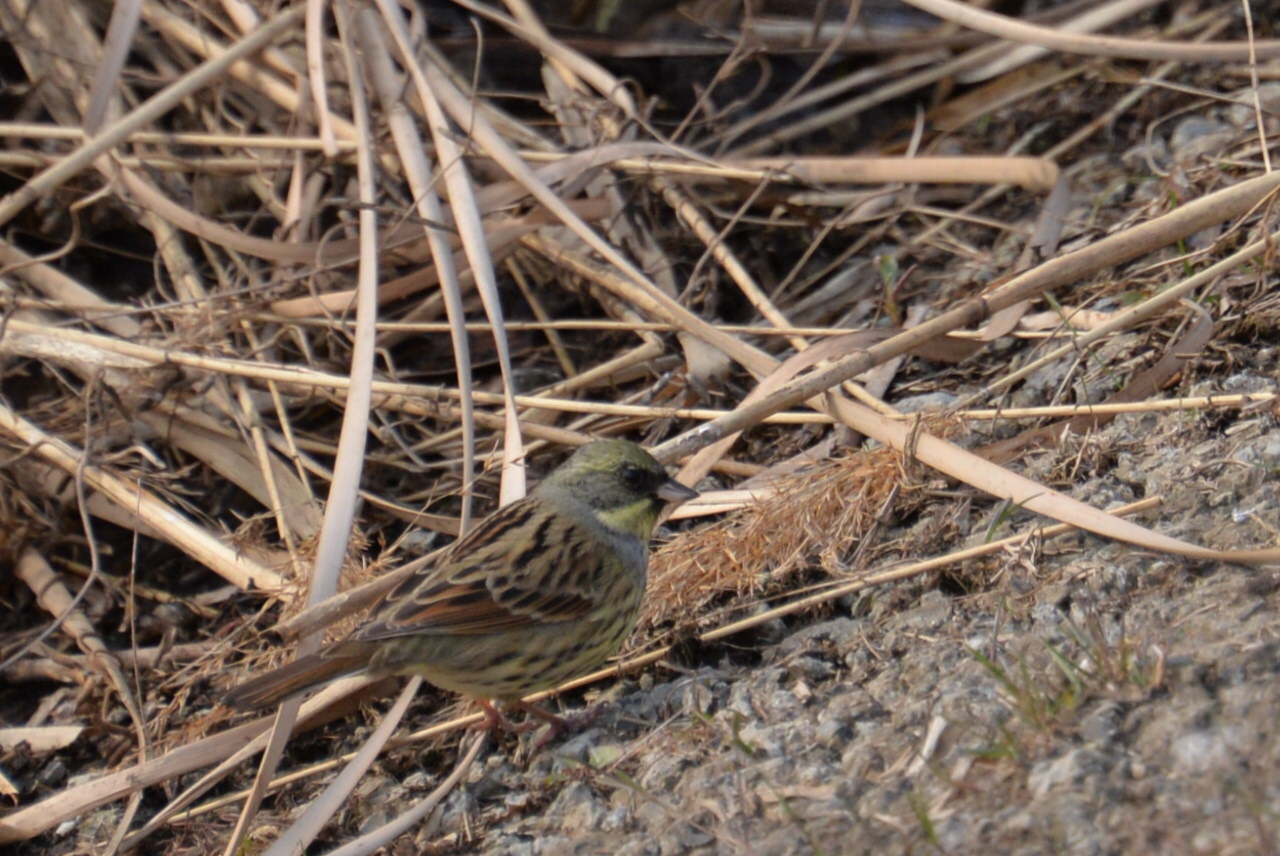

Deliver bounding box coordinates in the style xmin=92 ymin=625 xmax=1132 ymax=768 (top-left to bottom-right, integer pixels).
xmin=222 ymin=652 xmax=366 ymax=710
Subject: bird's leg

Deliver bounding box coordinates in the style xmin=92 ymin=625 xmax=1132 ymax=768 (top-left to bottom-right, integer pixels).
xmin=473 ymin=700 xmax=599 ymax=749
xmin=473 ymin=699 xmax=538 ymax=733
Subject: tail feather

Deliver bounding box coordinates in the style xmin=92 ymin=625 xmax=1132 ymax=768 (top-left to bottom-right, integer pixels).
xmin=222 ymin=653 xmax=366 ymax=710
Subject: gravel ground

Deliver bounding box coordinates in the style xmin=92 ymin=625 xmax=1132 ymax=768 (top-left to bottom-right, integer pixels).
xmin=322 ymin=368 xmax=1280 ymax=856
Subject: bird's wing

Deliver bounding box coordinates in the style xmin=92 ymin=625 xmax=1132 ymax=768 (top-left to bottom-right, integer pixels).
xmin=353 ymin=497 xmax=614 ymax=640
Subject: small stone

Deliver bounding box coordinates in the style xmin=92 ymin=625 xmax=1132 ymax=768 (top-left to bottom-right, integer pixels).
xmin=599 ymin=806 xmax=630 ymax=832
xmin=1079 ymin=700 xmax=1120 ymax=745
xmin=887 ymin=590 xmax=952 ymax=632
xmin=639 ymin=754 xmax=692 ymax=792
xmin=1172 ymin=730 xmax=1228 ymax=774
xmin=815 ymin=717 xmax=851 ymax=750
xmin=484 ymin=834 xmax=535 ymax=856
xmin=634 ymin=800 xmax=668 ymax=834
xmin=1169 ymin=116 xmax=1236 ymax=163
xmin=615 ymin=839 xmax=660 ymax=856
xmin=895 ymin=391 xmax=960 ymax=413
xmin=784 ymin=654 xmax=836 ymax=683
xmin=401 ymin=770 xmax=431 ymax=790
xmin=357 ymin=810 xmax=391 ymax=836
xmin=1027 ymin=748 xmax=1098 ymax=799
xmin=37 ymin=758 xmax=68 ymax=788
xmin=533 ymin=835 xmax=575 ymax=856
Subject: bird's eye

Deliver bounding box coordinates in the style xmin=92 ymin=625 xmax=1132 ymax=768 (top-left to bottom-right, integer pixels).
xmin=619 ymin=463 xmax=650 ymax=491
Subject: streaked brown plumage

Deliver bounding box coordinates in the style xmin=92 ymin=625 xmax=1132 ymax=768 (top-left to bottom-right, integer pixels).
xmin=223 ymin=440 xmax=697 ymax=718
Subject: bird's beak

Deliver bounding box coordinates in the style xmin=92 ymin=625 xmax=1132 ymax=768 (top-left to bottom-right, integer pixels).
xmin=658 ymin=478 xmax=699 ymax=504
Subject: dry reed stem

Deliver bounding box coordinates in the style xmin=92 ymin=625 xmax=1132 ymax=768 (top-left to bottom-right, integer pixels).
xmin=0 ymin=8 xmax=306 ymax=229
xmin=225 ymin=7 xmax=389 ymax=845
xmin=0 ymin=400 xmax=285 ymax=591
xmin=905 ymin=0 xmax=1280 ymax=63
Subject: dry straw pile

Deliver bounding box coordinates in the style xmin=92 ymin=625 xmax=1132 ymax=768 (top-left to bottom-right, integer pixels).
xmin=0 ymin=0 xmax=1278 ymax=851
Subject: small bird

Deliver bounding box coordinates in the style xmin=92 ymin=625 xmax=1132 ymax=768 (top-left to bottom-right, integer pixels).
xmin=223 ymin=439 xmax=697 ymax=732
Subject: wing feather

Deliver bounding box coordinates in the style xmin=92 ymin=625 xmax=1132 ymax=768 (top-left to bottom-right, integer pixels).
xmin=353 ymin=496 xmax=613 ymax=641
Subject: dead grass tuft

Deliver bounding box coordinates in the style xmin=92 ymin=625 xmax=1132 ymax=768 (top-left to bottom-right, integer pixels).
xmin=644 ymin=448 xmax=895 ymax=631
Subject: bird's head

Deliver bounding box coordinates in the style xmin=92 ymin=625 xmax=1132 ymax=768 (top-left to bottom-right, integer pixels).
xmin=537 ymin=439 xmax=698 ymax=539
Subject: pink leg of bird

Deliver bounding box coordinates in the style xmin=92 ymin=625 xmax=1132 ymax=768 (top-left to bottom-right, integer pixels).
xmin=474 ymin=699 xmax=536 ymax=733
xmin=472 ymin=700 xmax=600 ymax=750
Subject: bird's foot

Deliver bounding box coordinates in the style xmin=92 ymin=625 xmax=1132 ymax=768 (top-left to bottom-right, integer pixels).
xmin=473 ymin=699 xmax=539 ymax=733
xmin=473 ymin=700 xmax=599 ymax=750
xmin=515 ymin=701 xmax=600 ymax=752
